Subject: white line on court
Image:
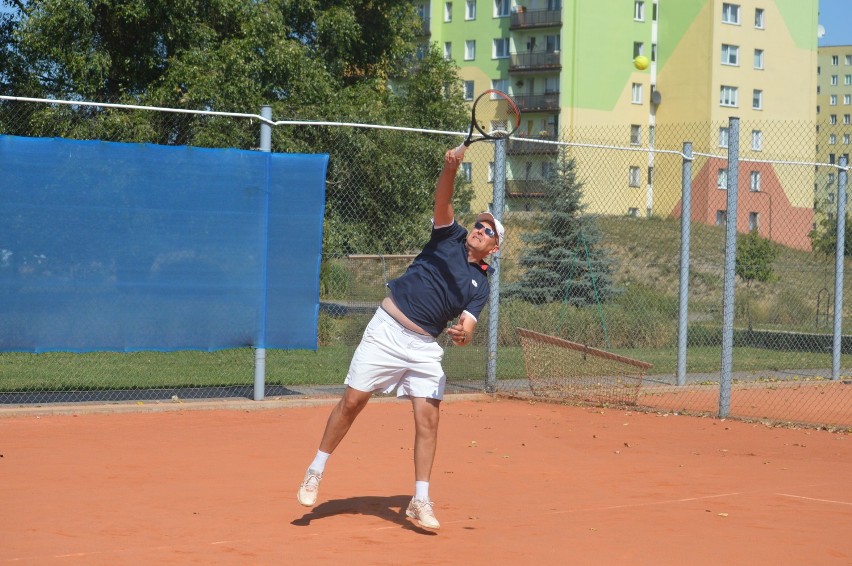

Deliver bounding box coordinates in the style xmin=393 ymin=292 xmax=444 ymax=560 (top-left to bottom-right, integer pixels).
xmin=776 ymin=493 xmax=852 ymax=506
xmin=547 ymin=492 xmax=745 ymax=515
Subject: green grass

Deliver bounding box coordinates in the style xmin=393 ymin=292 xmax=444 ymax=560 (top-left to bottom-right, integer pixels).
xmin=3 ymin=344 xmax=848 ymax=392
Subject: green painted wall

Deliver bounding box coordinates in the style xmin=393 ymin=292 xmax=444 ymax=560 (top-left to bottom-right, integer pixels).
xmin=433 ymin=0 xmax=511 ymax=78
xmin=775 ymin=0 xmax=818 ymax=50
xmin=565 ymin=0 xmax=641 ymax=110
xmin=655 ymin=0 xmax=707 ymax=71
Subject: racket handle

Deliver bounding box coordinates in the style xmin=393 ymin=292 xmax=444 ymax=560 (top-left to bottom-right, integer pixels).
xmin=452 ymin=142 xmax=467 ymax=158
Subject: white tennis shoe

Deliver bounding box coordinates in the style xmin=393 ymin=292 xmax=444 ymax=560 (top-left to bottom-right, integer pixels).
xmin=406 ymin=498 xmax=441 ymax=530
xmin=297 ymin=469 xmax=323 ymax=507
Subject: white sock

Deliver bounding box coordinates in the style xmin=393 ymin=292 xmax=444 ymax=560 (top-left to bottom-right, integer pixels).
xmin=309 ymin=450 xmax=331 ymax=473
xmin=415 ymin=481 xmax=430 ymax=501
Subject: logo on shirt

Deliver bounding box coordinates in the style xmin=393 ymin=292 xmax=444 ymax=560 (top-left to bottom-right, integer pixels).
xmin=471 ymin=280 xmax=478 ymax=287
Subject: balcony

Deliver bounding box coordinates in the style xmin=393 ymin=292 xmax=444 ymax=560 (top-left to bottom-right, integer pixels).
xmin=506 ymin=179 xmax=548 ymax=197
xmin=509 ymin=7 xmax=563 ymax=30
xmin=507 ymin=133 xmax=559 ymax=156
xmin=417 ymin=16 xmax=430 ymax=36
xmin=508 ymin=51 xmax=562 ymax=73
xmin=514 ymin=92 xmax=560 ymax=113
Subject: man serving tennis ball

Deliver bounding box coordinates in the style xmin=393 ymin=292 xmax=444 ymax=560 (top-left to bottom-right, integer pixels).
xmin=297 ymin=147 xmax=504 ymax=530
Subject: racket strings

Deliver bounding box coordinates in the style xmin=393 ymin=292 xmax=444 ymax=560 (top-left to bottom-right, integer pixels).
xmin=473 ymin=94 xmax=520 ymax=138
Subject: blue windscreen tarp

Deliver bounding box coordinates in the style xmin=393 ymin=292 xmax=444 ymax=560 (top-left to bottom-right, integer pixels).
xmin=0 ymin=135 xmax=328 ymax=352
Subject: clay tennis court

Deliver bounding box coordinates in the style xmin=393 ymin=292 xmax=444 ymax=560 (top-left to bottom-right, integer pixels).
xmin=2 ymin=395 xmax=851 ymax=565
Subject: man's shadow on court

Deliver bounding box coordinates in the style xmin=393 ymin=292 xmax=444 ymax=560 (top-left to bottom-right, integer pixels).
xmin=291 ymin=494 xmax=438 ymax=535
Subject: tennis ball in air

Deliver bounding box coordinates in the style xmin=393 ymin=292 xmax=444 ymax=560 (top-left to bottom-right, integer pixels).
xmin=633 ymin=55 xmax=650 ymax=70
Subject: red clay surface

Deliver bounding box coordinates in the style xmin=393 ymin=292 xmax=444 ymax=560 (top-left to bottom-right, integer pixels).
xmin=2 ymin=396 xmax=851 ymax=565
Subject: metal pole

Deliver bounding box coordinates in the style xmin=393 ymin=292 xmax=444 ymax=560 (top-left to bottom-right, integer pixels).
xmin=719 ymin=117 xmax=740 ymax=418
xmin=254 ymin=105 xmax=272 ymax=401
xmin=832 ymin=156 xmax=848 ymax=381
xmin=676 ymin=142 xmax=693 ymax=386
xmin=486 ymin=139 xmax=507 ymax=394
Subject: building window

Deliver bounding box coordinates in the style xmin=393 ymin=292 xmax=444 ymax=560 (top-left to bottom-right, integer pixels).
xmin=465 ymin=40 xmax=475 ymax=60
xmin=488 ymin=162 xmax=494 ymax=182
xmin=831 ymin=114 xmax=838 ymax=124
xmin=830 ymin=134 xmax=837 ymax=145
xmin=647 ymin=166 xmax=654 ymax=184
xmin=831 ymin=55 xmax=839 ymax=65
xmin=716 ymin=210 xmax=727 ymax=226
xmin=722 ymin=3 xmax=740 ymax=24
xmin=845 ymin=114 xmax=852 ymax=125
xmin=494 ymin=0 xmax=509 ymax=17
xmin=461 ymin=162 xmax=472 ymax=182
xmin=628 ymin=207 xmax=640 ymax=217
xmin=634 ymin=42 xmax=645 ymax=58
xmin=545 ymin=34 xmax=560 ymax=52
xmin=844 ymin=134 xmax=851 ymax=145
xmin=444 ymin=42 xmax=452 ymax=60
xmin=466 ymin=0 xmax=476 ymax=19
xmin=750 ymin=170 xmax=761 ymax=191
xmin=846 ymin=74 xmax=852 ymax=86
xmin=755 ymin=8 xmax=764 ymax=28
xmin=754 ymin=49 xmax=764 ymax=69
xmin=628 ymin=166 xmax=641 ymax=187
xmin=444 ymin=2 xmax=452 ymax=21
xmin=830 ymin=95 xmax=837 ymax=106
xmin=845 ymin=94 xmax=852 ymax=105
xmin=719 ymin=126 xmax=730 ymax=148
xmin=720 ymin=85 xmax=738 ymax=107
xmin=846 ymin=55 xmax=852 ymax=65
xmin=634 ymin=1 xmax=645 ymax=21
xmin=492 ymin=78 xmax=509 ymax=93
xmin=463 ymin=80 xmax=474 ymax=100
xmin=831 ymin=75 xmax=839 ymax=86
xmin=631 ymin=83 xmax=643 ymax=104
xmin=630 ymin=124 xmax=641 ymax=145
xmin=752 ymin=89 xmax=763 ymax=110
xmin=752 ymin=130 xmax=763 ymax=151
xmin=493 ymin=38 xmax=509 ymax=58
xmin=718 ymin=168 xmax=728 ymax=188
xmin=829 ymin=173 xmax=836 ymax=185
xmin=749 ymin=212 xmax=759 ymax=232
xmin=721 ymin=44 xmax=739 ymax=66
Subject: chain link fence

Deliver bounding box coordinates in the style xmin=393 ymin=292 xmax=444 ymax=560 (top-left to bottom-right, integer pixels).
xmin=1 ymin=96 xmax=851 ymax=430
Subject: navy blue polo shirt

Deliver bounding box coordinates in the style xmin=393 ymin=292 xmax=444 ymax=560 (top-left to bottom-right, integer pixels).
xmin=387 ymin=220 xmax=492 ymax=338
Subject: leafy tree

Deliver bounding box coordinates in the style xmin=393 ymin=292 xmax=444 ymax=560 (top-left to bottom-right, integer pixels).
xmin=809 ymin=211 xmax=852 ymax=257
xmin=505 ymin=149 xmax=619 ymax=306
xmin=735 ymin=229 xmax=778 ymax=330
xmin=0 ymin=0 xmax=470 ymax=254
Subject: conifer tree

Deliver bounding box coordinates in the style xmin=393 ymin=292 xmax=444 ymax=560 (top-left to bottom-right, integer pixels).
xmin=505 ymin=150 xmax=619 ymax=305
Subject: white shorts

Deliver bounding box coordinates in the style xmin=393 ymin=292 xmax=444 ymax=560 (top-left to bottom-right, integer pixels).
xmin=345 ymin=308 xmax=446 ymax=400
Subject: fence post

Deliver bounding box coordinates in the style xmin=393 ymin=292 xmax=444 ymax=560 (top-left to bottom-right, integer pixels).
xmin=254 ymin=105 xmax=273 ymax=401
xmin=832 ymin=155 xmax=849 ymax=381
xmin=486 ymin=138 xmax=507 ymax=394
xmin=719 ymin=117 xmax=740 ymax=418
xmin=676 ymin=142 xmax=693 ymax=387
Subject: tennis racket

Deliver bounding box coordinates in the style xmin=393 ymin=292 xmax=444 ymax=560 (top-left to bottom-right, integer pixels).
xmin=454 ymin=89 xmax=521 ymax=157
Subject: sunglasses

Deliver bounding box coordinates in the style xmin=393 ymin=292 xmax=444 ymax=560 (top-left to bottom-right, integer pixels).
xmin=474 ymin=222 xmax=497 ymax=239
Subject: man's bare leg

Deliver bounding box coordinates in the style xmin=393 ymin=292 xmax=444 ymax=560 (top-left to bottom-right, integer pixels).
xmin=298 ymin=386 xmax=372 ymax=507
xmin=318 ymin=386 xmax=373 ymax=453
xmin=406 ymin=396 xmax=442 ymax=529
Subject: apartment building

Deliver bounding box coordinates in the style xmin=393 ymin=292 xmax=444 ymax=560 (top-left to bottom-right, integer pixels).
xmin=422 ymin=0 xmax=819 ymax=249
xmin=816 ymin=45 xmax=852 ymax=227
